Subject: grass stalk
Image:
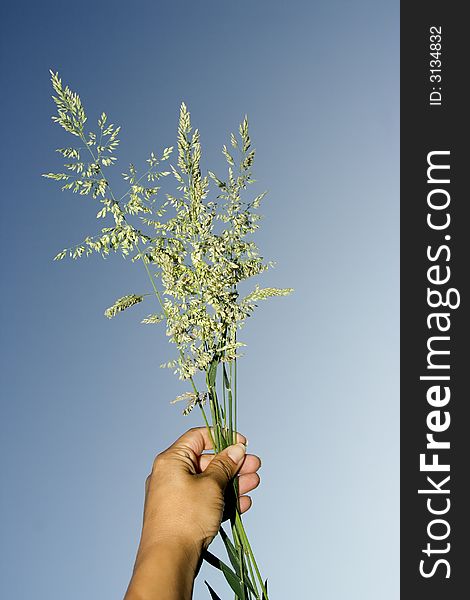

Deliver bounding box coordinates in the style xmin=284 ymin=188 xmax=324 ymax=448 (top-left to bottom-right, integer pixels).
xmin=45 ymin=76 xmax=292 ymax=600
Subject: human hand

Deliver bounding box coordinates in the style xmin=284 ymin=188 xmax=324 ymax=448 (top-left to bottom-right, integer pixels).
xmin=138 ymin=427 xmax=260 ymax=556
xmin=125 ymin=427 xmax=261 ymax=600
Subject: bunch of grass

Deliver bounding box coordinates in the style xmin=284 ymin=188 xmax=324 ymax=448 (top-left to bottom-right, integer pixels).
xmin=44 ymin=71 xmax=292 ymax=599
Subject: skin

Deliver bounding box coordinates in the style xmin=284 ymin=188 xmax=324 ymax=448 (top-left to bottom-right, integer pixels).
xmin=124 ymin=427 xmax=262 ymax=600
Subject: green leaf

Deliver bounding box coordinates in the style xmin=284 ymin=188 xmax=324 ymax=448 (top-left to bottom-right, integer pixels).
xmin=219 ymin=526 xmax=241 ymax=576
xmin=207 ymin=359 xmax=218 ymax=388
xmin=204 ymin=549 xmax=257 ymax=597
xmin=222 ymin=364 xmax=231 ymax=390
xmin=204 ymin=581 xmax=223 ymax=600
xmin=203 ymin=550 xmax=245 ymax=599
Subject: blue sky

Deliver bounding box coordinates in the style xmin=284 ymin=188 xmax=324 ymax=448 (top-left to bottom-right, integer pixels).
xmin=0 ymin=1 xmax=399 ymax=598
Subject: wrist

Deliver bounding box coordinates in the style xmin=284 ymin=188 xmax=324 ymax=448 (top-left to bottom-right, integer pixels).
xmin=125 ymin=538 xmax=203 ymax=600
xmin=135 ymin=536 xmax=203 ymax=571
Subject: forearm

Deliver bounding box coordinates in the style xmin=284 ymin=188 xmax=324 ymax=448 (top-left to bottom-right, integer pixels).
xmin=124 ymin=539 xmax=202 ymax=600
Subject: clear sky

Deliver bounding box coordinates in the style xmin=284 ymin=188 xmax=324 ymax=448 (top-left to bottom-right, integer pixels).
xmin=0 ymin=1 xmax=399 ymax=598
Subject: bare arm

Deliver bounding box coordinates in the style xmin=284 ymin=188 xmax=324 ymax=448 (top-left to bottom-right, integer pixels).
xmin=124 ymin=427 xmax=261 ymax=600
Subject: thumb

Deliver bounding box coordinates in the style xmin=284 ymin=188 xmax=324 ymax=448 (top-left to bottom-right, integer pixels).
xmin=203 ymin=443 xmax=247 ymax=490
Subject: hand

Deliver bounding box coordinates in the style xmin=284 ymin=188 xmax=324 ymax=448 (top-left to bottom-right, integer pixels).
xmin=139 ymin=427 xmax=261 ymax=554
xmin=125 ymin=427 xmax=262 ymax=600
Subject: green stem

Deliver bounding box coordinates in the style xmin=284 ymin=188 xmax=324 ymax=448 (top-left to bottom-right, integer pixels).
xmin=245 ymin=546 xmax=258 ymax=600
xmin=232 ymin=521 xmax=249 ymax=600
xmin=198 ymin=402 xmax=213 ymax=438
xmin=222 ymin=365 xmax=227 ymax=430
xmin=234 ymin=354 xmax=238 ymax=440
xmin=79 ymin=130 xmax=265 ymax=599
xmin=234 ymin=512 xmax=268 ymax=599
xmin=228 ymin=361 xmax=234 ymax=444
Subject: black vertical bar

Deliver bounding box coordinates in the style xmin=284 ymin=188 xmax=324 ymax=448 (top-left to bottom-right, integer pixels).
xmin=401 ymin=3 xmax=468 ymax=598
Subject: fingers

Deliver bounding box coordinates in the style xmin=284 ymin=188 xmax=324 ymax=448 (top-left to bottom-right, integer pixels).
xmin=165 ymin=427 xmax=214 ymax=456
xmin=239 ymin=496 xmax=252 ymax=514
xmin=198 ymin=455 xmax=260 ymax=497
xmin=202 ymin=443 xmax=247 ymax=489
xmin=238 ymin=472 xmax=260 ymax=495
xmin=198 ymin=453 xmax=261 ymax=475
xmin=165 ymin=427 xmax=247 ymax=457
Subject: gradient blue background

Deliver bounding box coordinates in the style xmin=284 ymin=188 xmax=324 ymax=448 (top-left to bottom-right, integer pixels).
xmin=0 ymin=1 xmax=399 ymax=598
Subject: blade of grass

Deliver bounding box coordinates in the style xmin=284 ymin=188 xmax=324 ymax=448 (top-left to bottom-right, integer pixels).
xmin=203 ymin=549 xmax=257 ymax=597
xmin=204 ymin=580 xmax=223 ymax=600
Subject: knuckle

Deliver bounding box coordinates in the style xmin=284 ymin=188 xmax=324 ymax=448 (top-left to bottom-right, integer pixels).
xmin=152 ymin=451 xmax=168 ymax=471
xmin=171 ymin=444 xmax=198 ymax=471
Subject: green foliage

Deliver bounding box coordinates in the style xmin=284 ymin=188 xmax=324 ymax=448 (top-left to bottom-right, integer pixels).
xmin=204 ymin=550 xmax=256 ymax=598
xmin=45 ymin=70 xmax=285 ymax=600
xmin=45 ymin=70 xmax=292 ymax=383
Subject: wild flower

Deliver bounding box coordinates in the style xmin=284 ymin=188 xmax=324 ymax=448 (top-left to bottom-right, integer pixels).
xmin=44 ymin=70 xmax=292 ymax=600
